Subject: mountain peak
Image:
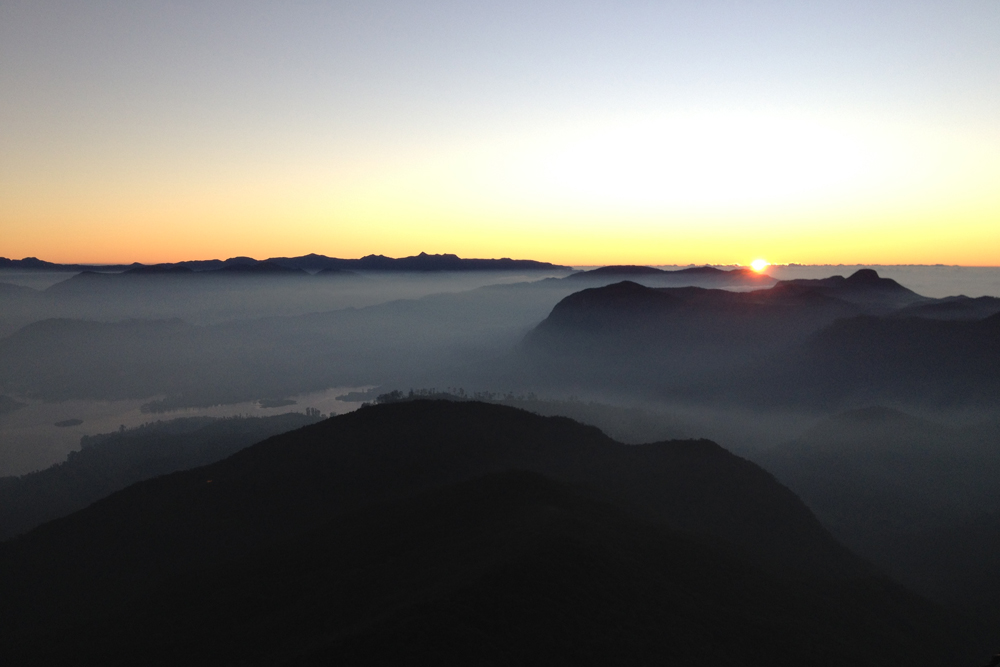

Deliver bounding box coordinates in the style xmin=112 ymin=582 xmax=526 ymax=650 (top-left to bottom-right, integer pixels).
xmin=845 ymin=268 xmax=881 ymax=284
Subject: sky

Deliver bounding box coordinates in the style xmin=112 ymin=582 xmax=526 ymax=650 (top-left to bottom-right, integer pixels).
xmin=2 ymin=0 xmax=999 ymax=266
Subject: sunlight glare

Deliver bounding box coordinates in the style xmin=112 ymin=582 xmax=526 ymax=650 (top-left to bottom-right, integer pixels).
xmin=524 ymin=112 xmax=877 ymax=211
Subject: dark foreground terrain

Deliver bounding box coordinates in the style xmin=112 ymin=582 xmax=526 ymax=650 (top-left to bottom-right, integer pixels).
xmin=0 ymin=412 xmax=321 ymax=540
xmin=0 ymin=401 xmax=986 ymax=666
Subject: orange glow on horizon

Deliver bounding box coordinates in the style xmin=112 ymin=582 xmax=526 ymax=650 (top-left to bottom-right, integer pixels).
xmin=3 ymin=6 xmax=1000 ymax=270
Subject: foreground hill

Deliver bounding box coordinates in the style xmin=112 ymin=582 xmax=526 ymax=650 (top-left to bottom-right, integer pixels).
xmin=0 ymin=401 xmax=976 ymax=665
xmin=0 ymin=413 xmax=320 ymax=540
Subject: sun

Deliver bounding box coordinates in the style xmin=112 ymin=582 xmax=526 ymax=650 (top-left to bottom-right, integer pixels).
xmin=750 ymin=259 xmax=770 ymax=272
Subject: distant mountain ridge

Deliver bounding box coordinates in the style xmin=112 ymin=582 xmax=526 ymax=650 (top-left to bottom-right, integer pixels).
xmin=566 ymin=264 xmax=777 ymax=288
xmin=0 ymin=252 xmax=570 ymax=273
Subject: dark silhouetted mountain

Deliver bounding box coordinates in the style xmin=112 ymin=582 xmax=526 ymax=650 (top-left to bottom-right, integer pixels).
xmin=5 ymin=472 xmax=971 ymax=666
xmin=566 ymin=264 xmax=775 ymax=288
xmin=0 ymin=257 xmax=60 ymax=270
xmin=2 ymin=252 xmax=569 ymax=274
xmin=124 ymin=264 xmax=195 ymax=275
xmin=215 ymin=260 xmax=308 ymax=275
xmin=568 ymin=265 xmax=669 ymax=277
xmin=518 ymin=274 xmax=1000 ymax=409
xmin=9 ymin=400 xmax=864 ymax=574
xmin=773 ymin=312 xmax=1000 ymax=407
xmin=173 ymin=258 xmax=228 ymax=271
xmin=778 ymin=268 xmax=927 ymax=310
xmin=315 ymin=267 xmax=360 ymax=277
xmin=0 ymin=257 xmax=112 ymax=272
xmin=0 ymin=413 xmax=319 ymax=541
xmin=71 ymin=259 xmax=306 ymax=277
xmin=260 ymin=252 xmax=333 ymax=271
xmin=336 ymin=251 xmax=569 ymax=272
xmin=0 ymin=401 xmax=975 ymax=665
xmin=520 ymin=280 xmax=861 ymax=392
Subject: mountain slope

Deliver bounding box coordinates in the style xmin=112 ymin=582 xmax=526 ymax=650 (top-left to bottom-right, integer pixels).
xmin=776 ymin=312 xmax=1000 ymax=406
xmin=0 ymin=401 xmax=863 ymax=583
xmin=0 ymin=413 xmax=320 ymax=540
xmin=520 ymin=279 xmax=861 ymax=391
xmin=778 ymin=268 xmax=927 ymax=309
xmin=0 ymin=402 xmax=980 ymax=665
xmin=1 ymin=471 xmax=968 ymax=666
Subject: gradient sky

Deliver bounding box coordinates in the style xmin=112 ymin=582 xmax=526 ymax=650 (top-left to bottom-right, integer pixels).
xmin=2 ymin=1 xmax=999 ymax=266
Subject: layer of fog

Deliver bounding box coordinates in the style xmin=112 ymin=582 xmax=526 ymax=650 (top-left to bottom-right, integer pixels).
xmin=0 ymin=386 xmax=368 ymax=476
xmin=2 ymin=264 xmax=999 ymax=474
xmin=0 ymin=269 xmax=572 ymax=337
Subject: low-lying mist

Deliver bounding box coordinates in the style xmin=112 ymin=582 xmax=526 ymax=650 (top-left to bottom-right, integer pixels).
xmin=2 ymin=264 xmax=1000 ymax=472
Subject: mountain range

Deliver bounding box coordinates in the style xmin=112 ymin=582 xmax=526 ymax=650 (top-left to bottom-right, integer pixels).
xmin=0 ymin=252 xmax=570 ymax=273
xmin=566 ymin=264 xmax=777 ymax=288
xmin=520 ymin=269 xmax=1000 ymax=408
